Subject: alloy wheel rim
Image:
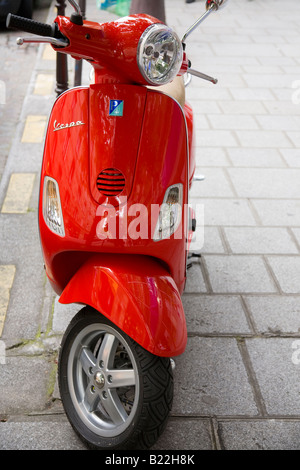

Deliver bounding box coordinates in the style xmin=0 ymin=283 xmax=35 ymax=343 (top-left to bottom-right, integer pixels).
xmin=67 ymin=323 xmax=139 ymax=438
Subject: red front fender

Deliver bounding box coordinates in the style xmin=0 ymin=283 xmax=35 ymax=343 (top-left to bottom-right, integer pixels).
xmin=59 ymin=255 xmax=187 ymax=357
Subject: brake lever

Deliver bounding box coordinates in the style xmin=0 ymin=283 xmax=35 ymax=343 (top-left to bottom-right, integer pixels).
xmin=16 ymin=36 xmax=69 ymax=48
xmin=188 ymin=68 xmax=218 ymax=85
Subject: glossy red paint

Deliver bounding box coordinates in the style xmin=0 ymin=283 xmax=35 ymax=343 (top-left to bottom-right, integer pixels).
xmin=88 ymin=84 xmax=147 ymax=206
xmin=39 ymin=85 xmax=190 ymax=295
xmin=54 ymin=15 xmax=156 ymax=84
xmin=53 ymin=15 xmax=189 ymax=85
xmin=59 ymin=254 xmax=187 ymax=357
xmin=39 ymin=15 xmax=194 ymax=357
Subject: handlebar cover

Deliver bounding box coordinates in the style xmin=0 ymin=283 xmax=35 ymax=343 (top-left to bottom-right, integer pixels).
xmin=6 ymin=13 xmax=59 ymax=38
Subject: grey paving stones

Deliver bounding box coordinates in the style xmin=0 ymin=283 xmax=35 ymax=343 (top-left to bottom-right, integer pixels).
xmin=252 ymin=200 xmax=300 ymax=227
xmin=203 ymin=255 xmax=277 ymax=294
xmin=223 ymin=227 xmax=299 ymax=254
xmin=218 ymin=420 xmax=300 ymax=450
xmin=246 ymin=338 xmax=300 ymax=415
xmin=245 ymin=296 xmax=300 ymax=335
xmin=153 ymin=418 xmax=213 ymax=450
xmin=172 ymin=337 xmax=258 ymax=416
xmin=199 ymin=199 xmax=257 ymax=226
xmin=0 ymin=419 xmax=87 ymax=450
xmin=183 ymin=295 xmax=251 ymax=335
xmin=1 ymin=0 xmax=300 ymax=451
xmin=267 ymin=257 xmax=300 ymax=294
xmin=0 ymin=356 xmax=54 ymax=415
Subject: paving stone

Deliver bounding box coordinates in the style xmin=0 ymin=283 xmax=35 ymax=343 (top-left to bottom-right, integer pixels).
xmin=186 ymin=86 xmax=232 ymax=102
xmin=190 ymin=168 xmax=235 ymax=198
xmin=264 ymin=100 xmax=300 ymax=115
xmin=52 ymin=297 xmax=81 ymax=334
xmin=211 ymin=43 xmax=282 ymax=58
xmin=219 ymin=100 xmax=267 ymax=115
xmin=252 ymin=199 xmax=300 ymax=227
xmin=256 ymin=115 xmax=300 ymax=131
xmin=204 ymin=255 xmax=277 ymax=294
xmin=244 ymin=296 xmax=300 ymax=335
xmin=194 ymin=130 xmax=239 ymax=148
xmin=195 ymin=147 xmax=230 ymax=167
xmin=246 ymin=338 xmax=300 ymax=415
xmin=218 ymin=420 xmax=300 ymax=450
xmin=280 ymin=149 xmax=300 ymax=168
xmin=224 ymin=227 xmax=299 ymax=254
xmin=184 ymin=264 xmax=207 ymax=294
xmin=208 ymin=114 xmax=259 ymax=130
xmin=0 ymin=356 xmax=54 ymax=415
xmin=195 ymin=226 xmax=225 ymax=254
xmin=1 ymin=0 xmax=300 ymax=451
xmin=227 ymin=148 xmax=285 ymax=168
xmin=267 ymin=256 xmax=300 ymax=294
xmin=243 ymin=74 xmax=298 ymax=89
xmin=236 ymin=130 xmax=292 ymax=148
xmin=227 ymin=168 xmax=300 ymax=198
xmin=230 ymin=88 xmax=276 ymax=102
xmin=198 ymin=199 xmax=257 ymax=226
xmin=287 ymin=131 xmax=300 ymax=148
xmin=153 ymin=418 xmax=213 ymax=450
xmin=193 ymin=103 xmax=222 ymax=120
xmin=172 ymin=337 xmax=258 ymax=416
xmin=0 ymin=419 xmax=86 ymax=450
xmin=291 ymin=228 xmax=300 ymax=246
xmin=182 ymin=295 xmax=251 ymax=335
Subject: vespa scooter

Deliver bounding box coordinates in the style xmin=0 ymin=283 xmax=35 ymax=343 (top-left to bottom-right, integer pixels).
xmin=7 ymin=0 xmax=228 ymax=450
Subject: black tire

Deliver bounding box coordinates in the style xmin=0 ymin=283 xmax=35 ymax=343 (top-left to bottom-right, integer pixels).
xmin=18 ymin=0 xmax=33 ymax=19
xmin=58 ymin=306 xmax=174 ymax=450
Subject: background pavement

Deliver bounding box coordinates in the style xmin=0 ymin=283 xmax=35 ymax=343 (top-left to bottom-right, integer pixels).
xmin=0 ymin=0 xmax=300 ymax=450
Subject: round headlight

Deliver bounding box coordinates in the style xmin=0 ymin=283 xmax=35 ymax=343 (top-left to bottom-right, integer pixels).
xmin=137 ymin=24 xmax=183 ymax=86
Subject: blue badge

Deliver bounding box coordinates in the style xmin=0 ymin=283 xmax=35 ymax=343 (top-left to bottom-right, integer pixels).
xmin=109 ymin=100 xmax=124 ymax=116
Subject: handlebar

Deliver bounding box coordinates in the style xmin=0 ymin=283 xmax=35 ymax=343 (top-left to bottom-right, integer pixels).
xmin=6 ymin=13 xmax=69 ymax=47
xmin=6 ymin=13 xmax=56 ymax=37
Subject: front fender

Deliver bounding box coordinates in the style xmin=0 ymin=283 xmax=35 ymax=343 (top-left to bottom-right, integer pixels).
xmin=59 ymin=255 xmax=187 ymax=357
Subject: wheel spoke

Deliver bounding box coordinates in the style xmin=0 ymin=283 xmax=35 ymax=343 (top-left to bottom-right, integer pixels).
xmin=82 ymin=383 xmax=100 ymax=413
xmin=108 ymin=369 xmax=136 ymax=388
xmin=100 ymin=389 xmax=128 ymax=425
xmin=79 ymin=347 xmax=96 ymax=376
xmin=97 ymin=333 xmax=119 ymax=369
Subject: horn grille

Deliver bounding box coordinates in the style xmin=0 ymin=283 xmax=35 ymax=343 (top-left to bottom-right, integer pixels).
xmin=96 ymin=168 xmax=125 ymax=197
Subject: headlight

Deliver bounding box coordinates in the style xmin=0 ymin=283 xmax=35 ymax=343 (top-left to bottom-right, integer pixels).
xmin=137 ymin=24 xmax=183 ymax=86
xmin=43 ymin=176 xmax=65 ymax=237
xmin=153 ymin=184 xmax=183 ymax=241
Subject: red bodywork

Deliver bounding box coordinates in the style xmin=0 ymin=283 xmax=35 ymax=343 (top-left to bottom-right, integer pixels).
xmin=39 ymin=15 xmax=195 ymax=356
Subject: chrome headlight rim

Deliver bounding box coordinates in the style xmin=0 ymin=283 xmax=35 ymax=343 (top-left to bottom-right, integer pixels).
xmin=137 ymin=23 xmax=183 ymax=86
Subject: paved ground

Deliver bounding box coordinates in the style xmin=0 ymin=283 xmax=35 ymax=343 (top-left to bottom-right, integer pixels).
xmin=0 ymin=0 xmax=300 ymax=451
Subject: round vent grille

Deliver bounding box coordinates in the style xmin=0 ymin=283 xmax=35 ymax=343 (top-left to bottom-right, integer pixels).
xmin=96 ymin=168 xmax=125 ymax=197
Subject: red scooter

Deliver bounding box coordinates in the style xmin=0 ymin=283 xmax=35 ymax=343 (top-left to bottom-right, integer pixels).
xmin=7 ymin=0 xmax=228 ymax=450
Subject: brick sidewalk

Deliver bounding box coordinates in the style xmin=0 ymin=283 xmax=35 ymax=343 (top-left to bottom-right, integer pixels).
xmin=0 ymin=0 xmax=300 ymax=450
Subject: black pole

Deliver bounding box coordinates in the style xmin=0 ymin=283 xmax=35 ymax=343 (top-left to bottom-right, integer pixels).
xmin=129 ymin=0 xmax=166 ymax=23
xmin=74 ymin=0 xmax=86 ymax=87
xmin=55 ymin=0 xmax=69 ymax=96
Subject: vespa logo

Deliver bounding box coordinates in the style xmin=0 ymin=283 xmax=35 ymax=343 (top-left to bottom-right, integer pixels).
xmin=109 ymin=100 xmax=124 ymax=117
xmin=53 ymin=119 xmax=85 ymax=132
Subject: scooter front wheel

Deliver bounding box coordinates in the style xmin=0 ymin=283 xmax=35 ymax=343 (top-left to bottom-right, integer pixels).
xmin=58 ymin=307 xmax=173 ymax=450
